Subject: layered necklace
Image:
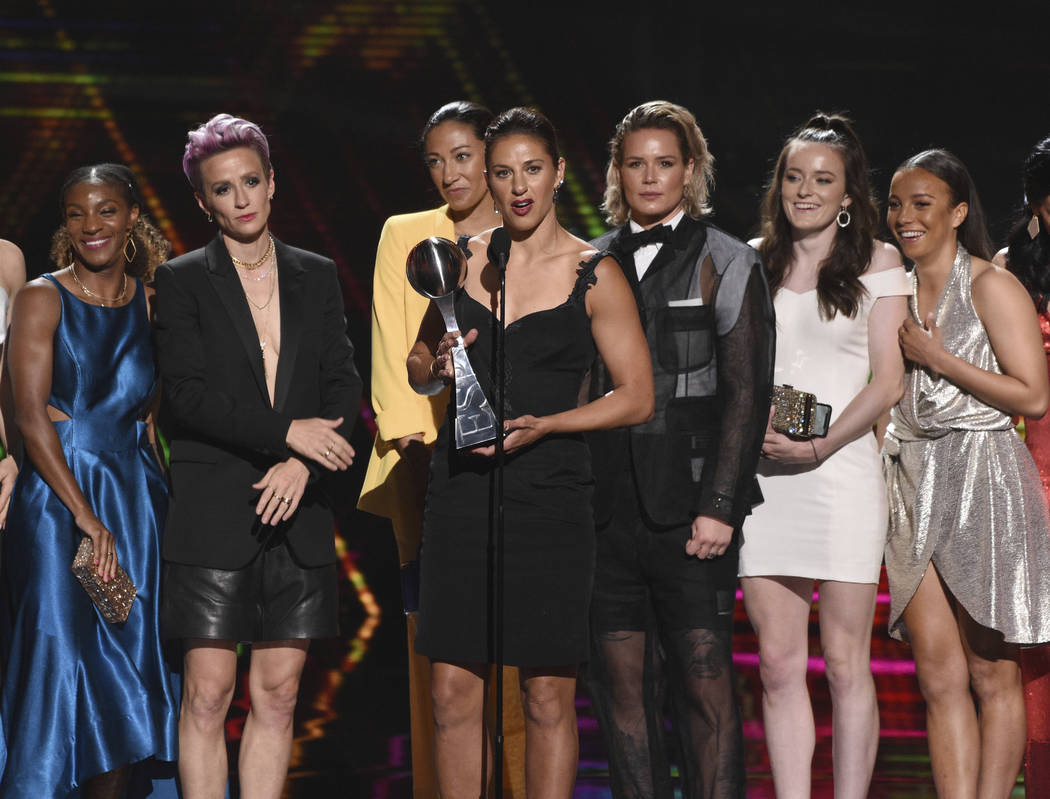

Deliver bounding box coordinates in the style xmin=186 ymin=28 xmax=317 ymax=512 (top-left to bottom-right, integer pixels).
xmin=233 ymin=237 xmax=278 ymax=382
xmin=70 ymin=265 xmax=127 ymax=307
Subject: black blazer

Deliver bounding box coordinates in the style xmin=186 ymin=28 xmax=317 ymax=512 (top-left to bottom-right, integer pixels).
xmin=154 ymin=235 xmax=362 ymax=569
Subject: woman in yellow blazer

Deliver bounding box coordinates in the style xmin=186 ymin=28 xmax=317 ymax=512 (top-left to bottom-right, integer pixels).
xmin=357 ymin=101 xmax=525 ymax=798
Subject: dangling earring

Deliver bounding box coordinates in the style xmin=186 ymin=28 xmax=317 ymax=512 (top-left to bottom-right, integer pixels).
xmin=1029 ymin=214 xmax=1041 ymax=240
xmin=205 ymin=210 xmax=213 ymax=223
xmin=493 ymin=202 xmax=501 ymax=215
xmin=553 ymin=179 xmax=564 ymax=203
xmin=123 ymin=234 xmax=138 ymax=263
xmin=836 ymin=205 xmax=851 ymax=228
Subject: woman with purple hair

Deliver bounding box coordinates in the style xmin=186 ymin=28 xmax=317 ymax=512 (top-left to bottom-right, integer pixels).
xmin=154 ymin=113 xmax=361 ymax=798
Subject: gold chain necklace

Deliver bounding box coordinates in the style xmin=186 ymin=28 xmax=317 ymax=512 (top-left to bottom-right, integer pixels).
xmin=70 ymin=265 xmax=127 ymax=306
xmin=230 ymin=235 xmax=274 ymax=270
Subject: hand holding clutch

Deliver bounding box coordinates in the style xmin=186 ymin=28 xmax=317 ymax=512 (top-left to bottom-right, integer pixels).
xmin=71 ymin=536 xmax=137 ymax=623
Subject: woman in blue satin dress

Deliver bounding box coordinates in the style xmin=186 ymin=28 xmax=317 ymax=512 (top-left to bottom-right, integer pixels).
xmin=0 ymin=164 xmax=179 ymax=797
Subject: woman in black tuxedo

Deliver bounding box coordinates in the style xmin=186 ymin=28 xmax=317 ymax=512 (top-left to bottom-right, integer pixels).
xmin=153 ymin=113 xmax=361 ymax=798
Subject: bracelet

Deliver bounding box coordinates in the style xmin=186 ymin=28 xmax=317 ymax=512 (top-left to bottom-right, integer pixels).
xmin=810 ymin=440 xmax=819 ymax=463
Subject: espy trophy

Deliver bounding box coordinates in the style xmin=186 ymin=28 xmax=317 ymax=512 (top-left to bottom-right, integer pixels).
xmin=406 ymin=236 xmax=499 ymax=449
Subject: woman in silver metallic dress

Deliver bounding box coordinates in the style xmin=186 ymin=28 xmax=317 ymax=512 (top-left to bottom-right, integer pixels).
xmin=884 ymin=149 xmax=1050 ymax=797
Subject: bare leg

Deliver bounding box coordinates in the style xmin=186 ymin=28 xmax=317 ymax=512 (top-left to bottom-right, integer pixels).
xmin=239 ymin=640 xmax=309 ymax=799
xmin=740 ymin=575 xmax=815 ymax=799
xmin=83 ymin=765 xmax=128 ymax=799
xmin=902 ymin=565 xmax=978 ymax=798
xmin=816 ymin=580 xmax=879 ymax=799
xmin=519 ymin=666 xmax=579 ymax=799
xmin=957 ymin=607 xmax=1025 ymax=798
xmin=432 ymin=661 xmax=491 ymax=798
xmin=180 ymin=640 xmax=238 ymax=799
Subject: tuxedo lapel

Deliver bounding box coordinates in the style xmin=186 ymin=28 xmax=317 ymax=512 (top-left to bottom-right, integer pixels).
xmin=609 ymin=226 xmax=646 ymax=325
xmin=204 ymin=235 xmax=269 ymax=404
xmin=273 ymin=239 xmax=305 ymax=413
xmin=640 ymin=217 xmax=700 ymax=282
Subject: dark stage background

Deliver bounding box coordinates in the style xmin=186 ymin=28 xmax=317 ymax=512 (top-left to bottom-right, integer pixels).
xmin=1 ymin=2 xmax=1048 ymax=795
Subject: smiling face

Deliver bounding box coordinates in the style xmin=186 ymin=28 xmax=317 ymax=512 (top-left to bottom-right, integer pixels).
xmin=423 ymin=121 xmax=489 ymax=215
xmin=887 ymin=167 xmax=968 ymax=264
xmin=617 ymin=128 xmax=694 ymax=228
xmin=485 ymin=133 xmax=565 ymax=232
xmin=63 ymin=180 xmax=139 ymax=272
xmin=195 ymin=146 xmax=274 ymax=243
xmin=779 ymin=141 xmax=850 ymax=236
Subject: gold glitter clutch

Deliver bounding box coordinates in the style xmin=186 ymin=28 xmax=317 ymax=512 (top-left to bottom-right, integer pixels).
xmin=771 ymin=384 xmax=831 ymax=439
xmin=71 ymin=536 xmax=137 ymax=624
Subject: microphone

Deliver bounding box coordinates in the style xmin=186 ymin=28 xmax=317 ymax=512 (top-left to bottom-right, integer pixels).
xmin=487 ymin=227 xmax=511 ymax=273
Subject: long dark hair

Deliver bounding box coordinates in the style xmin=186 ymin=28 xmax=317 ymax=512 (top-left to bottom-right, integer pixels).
xmin=758 ymin=112 xmax=878 ymax=320
xmin=1004 ymin=136 xmax=1050 ymax=311
xmin=894 ymin=149 xmax=994 ymax=261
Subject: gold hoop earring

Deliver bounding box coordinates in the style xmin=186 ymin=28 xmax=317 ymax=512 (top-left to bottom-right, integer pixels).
xmin=124 ymin=234 xmax=138 ymax=263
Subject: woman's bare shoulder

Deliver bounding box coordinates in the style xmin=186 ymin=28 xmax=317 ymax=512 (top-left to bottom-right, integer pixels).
xmin=865 ymin=240 xmax=904 ymax=275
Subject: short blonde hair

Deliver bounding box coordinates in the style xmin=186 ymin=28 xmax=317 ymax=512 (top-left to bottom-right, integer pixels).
xmin=602 ymin=101 xmax=715 ymax=226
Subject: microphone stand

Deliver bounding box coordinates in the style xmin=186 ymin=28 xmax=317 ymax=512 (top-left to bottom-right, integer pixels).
xmin=489 ymin=230 xmax=509 ymax=799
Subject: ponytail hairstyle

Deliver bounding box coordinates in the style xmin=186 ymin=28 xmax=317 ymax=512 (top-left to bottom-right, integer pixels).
xmin=894 ymin=149 xmax=993 ymax=261
xmin=419 ymin=100 xmax=494 ymax=155
xmin=758 ymin=112 xmax=878 ymax=320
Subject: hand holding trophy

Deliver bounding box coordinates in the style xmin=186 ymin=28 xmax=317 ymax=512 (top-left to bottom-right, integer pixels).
xmin=407 ymin=237 xmax=498 ymax=449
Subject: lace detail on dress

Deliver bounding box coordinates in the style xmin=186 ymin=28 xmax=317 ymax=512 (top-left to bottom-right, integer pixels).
xmin=570 ymin=250 xmax=604 ymax=305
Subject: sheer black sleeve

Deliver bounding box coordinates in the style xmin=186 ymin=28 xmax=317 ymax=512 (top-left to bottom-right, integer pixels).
xmin=695 ymin=262 xmax=775 ymax=528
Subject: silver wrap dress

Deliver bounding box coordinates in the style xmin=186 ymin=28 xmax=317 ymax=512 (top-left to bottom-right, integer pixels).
xmin=884 ymin=244 xmax=1050 ymax=644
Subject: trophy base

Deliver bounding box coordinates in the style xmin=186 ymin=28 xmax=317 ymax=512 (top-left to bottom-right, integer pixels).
xmin=455 ymin=419 xmax=498 ymax=450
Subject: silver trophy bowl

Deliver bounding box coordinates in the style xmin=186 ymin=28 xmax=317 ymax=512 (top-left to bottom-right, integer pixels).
xmin=406 ymin=236 xmax=467 ymax=299
xmin=407 ymin=237 xmax=498 ymax=449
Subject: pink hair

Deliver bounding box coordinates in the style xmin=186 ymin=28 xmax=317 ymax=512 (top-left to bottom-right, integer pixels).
xmin=182 ymin=113 xmax=272 ymax=191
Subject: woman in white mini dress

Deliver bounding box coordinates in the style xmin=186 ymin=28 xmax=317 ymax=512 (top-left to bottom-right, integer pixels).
xmin=738 ymin=113 xmax=909 ymax=799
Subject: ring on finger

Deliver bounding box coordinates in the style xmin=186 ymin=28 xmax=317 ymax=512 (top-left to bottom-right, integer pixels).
xmin=275 ymin=494 xmax=285 ymax=502
xmin=281 ymin=497 xmax=291 ymax=506
xmin=707 ymin=552 xmax=717 ymax=559
xmin=324 ymin=449 xmax=332 ymax=458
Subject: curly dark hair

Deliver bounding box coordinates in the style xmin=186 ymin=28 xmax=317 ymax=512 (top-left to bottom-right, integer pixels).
xmin=758 ymin=112 xmax=878 ymax=320
xmin=1003 ymin=136 xmax=1050 ymax=311
xmin=49 ymin=163 xmax=170 ymax=281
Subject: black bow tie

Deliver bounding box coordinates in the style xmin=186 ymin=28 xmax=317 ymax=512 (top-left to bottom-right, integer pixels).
xmin=620 ymin=224 xmax=673 ymax=253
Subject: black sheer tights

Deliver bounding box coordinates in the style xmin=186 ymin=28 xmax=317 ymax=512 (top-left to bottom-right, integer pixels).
xmin=585 ymin=625 xmax=744 ymax=799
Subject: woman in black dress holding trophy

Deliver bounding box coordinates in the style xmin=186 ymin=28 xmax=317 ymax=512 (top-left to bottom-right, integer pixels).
xmin=407 ymin=107 xmax=653 ymax=798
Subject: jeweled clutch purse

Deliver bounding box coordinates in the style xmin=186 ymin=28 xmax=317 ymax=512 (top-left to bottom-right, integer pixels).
xmin=71 ymin=536 xmax=137 ymax=623
xmin=771 ymin=384 xmax=832 ymax=439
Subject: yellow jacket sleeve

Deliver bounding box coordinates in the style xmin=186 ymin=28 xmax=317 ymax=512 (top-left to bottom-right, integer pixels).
xmin=369 ymin=216 xmax=437 ymax=442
